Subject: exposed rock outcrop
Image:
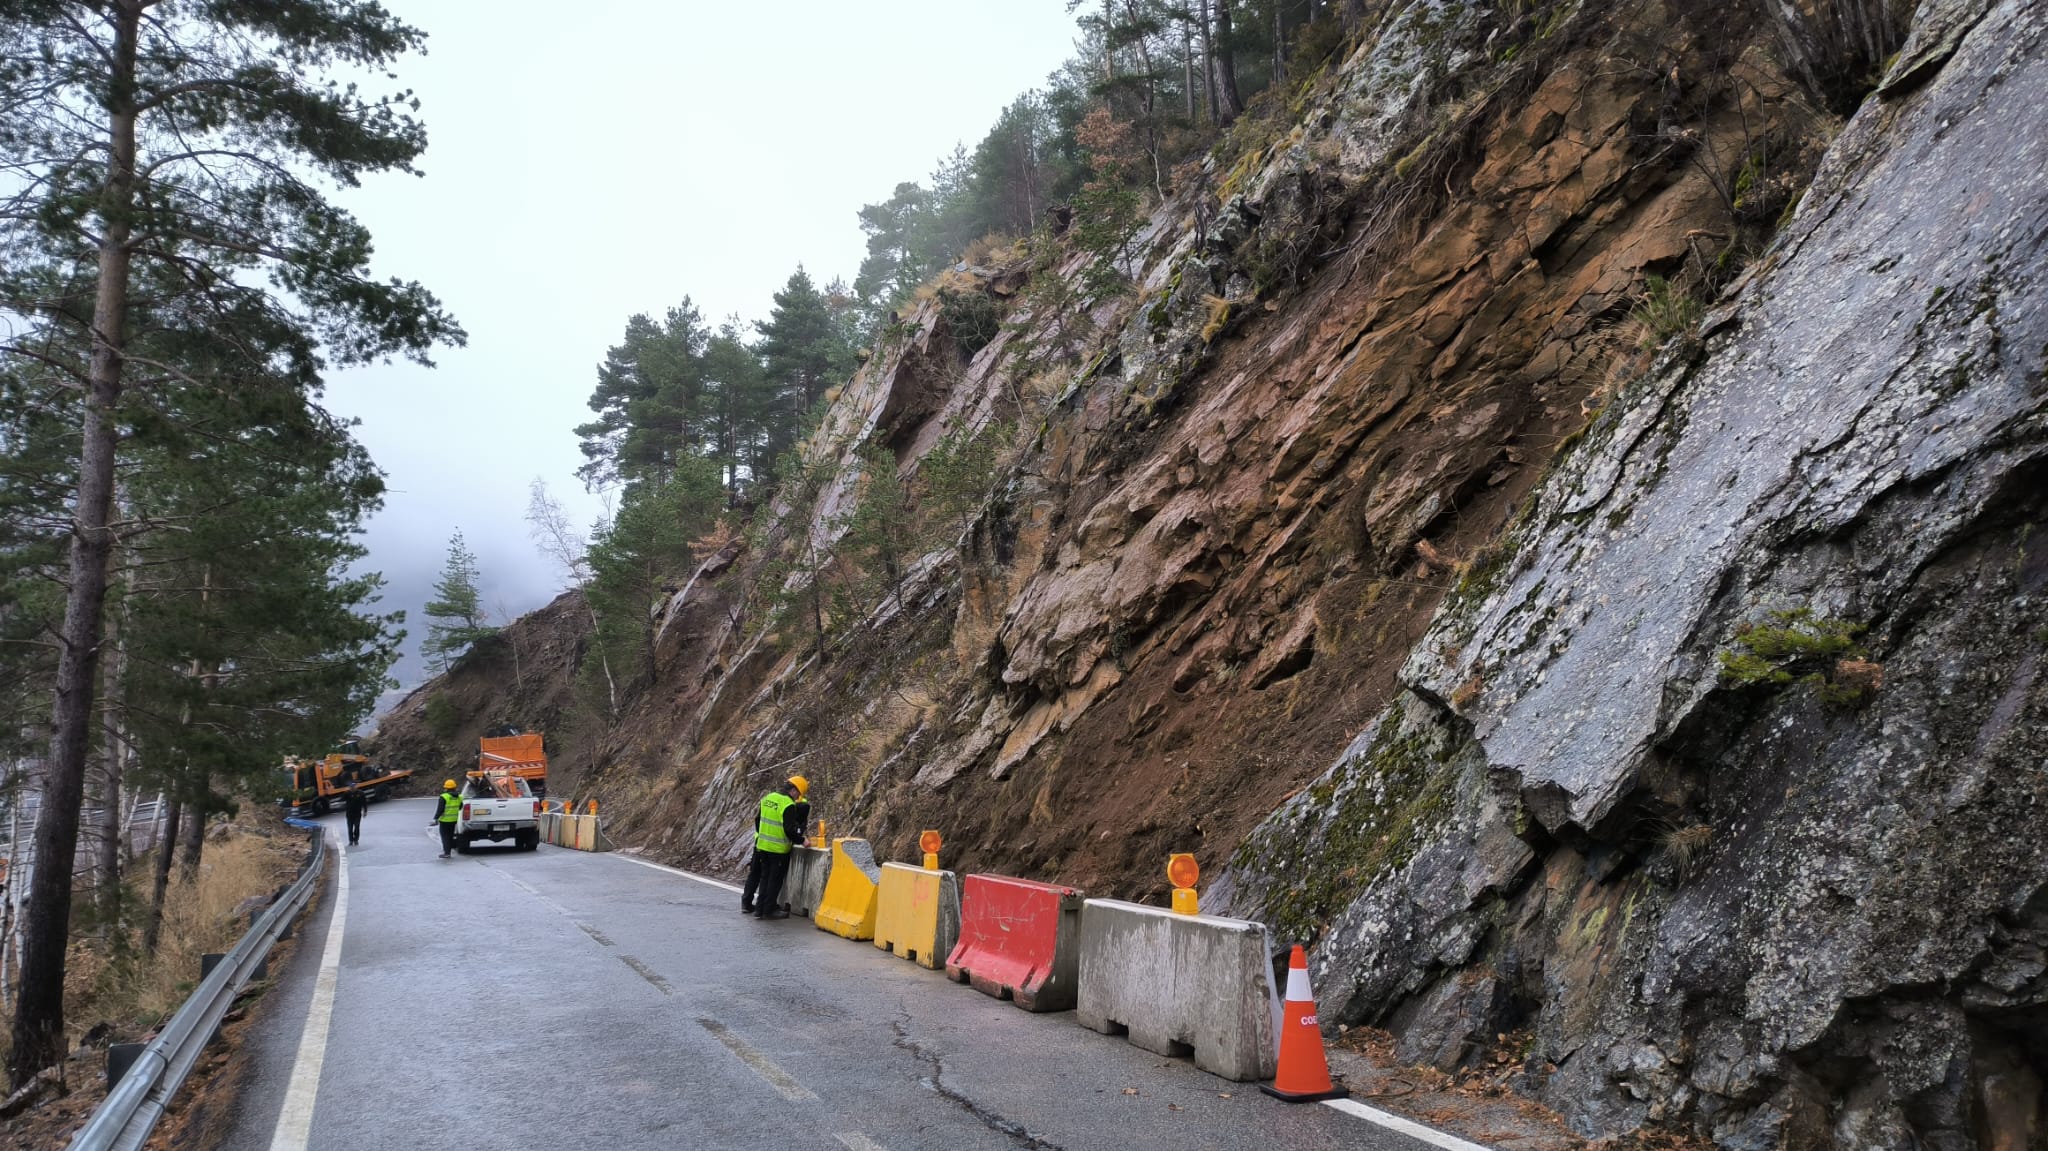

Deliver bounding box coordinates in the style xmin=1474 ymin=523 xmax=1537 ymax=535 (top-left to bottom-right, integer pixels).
xmin=530 ymin=1 xmax=2048 ymax=1146
xmin=1222 ymin=1 xmax=2048 ymax=1145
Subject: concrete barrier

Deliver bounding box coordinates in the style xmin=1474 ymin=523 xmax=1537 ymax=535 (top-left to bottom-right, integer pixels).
xmin=1075 ymin=899 xmax=1279 ymax=1082
xmin=814 ymin=839 xmax=881 ymax=940
xmin=546 ymin=812 xmax=613 ymax=852
xmin=873 ymin=863 xmax=961 ymax=968
xmin=945 ymin=874 xmax=1085 ymax=1012
xmin=781 ymin=845 xmax=832 ymax=918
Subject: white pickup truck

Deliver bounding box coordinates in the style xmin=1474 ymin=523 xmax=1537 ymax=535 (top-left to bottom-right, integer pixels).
xmin=455 ymin=774 xmax=539 ymax=852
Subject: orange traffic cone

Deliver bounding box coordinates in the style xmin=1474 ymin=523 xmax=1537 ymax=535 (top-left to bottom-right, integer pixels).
xmin=1261 ymin=945 xmax=1348 ymax=1102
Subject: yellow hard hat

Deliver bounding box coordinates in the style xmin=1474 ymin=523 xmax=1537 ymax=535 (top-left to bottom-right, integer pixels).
xmin=443 ymin=779 xmax=457 ymax=790
xmin=786 ymin=775 xmax=809 ymax=798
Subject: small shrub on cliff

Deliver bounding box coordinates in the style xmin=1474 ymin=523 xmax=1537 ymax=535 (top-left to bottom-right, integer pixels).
xmin=1717 ymin=607 xmax=1879 ymax=708
xmin=424 ymin=692 xmax=459 ymax=738
xmin=1630 ymin=276 xmax=1705 ymax=351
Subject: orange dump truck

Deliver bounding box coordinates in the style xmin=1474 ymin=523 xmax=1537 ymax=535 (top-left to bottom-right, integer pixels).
xmin=477 ymin=730 xmax=549 ymax=798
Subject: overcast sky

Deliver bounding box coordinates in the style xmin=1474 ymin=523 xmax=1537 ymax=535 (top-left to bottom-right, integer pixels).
xmin=326 ymin=2 xmax=1084 ymax=700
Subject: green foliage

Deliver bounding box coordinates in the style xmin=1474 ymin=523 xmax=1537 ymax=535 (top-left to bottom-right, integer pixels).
xmin=0 ymin=0 xmax=459 ymax=1083
xmin=842 ymin=441 xmax=916 ymax=601
xmin=423 ymin=693 xmax=460 ymax=738
xmin=917 ymin=422 xmax=1011 ymax=548
xmin=422 ymin=531 xmax=495 ymax=672
xmin=1717 ymin=607 xmax=1877 ymax=708
xmin=575 ymin=302 xmax=710 ymax=490
xmin=1631 ymin=276 xmax=1706 ymax=350
xmin=756 ymin=268 xmax=859 ymax=456
xmin=584 ymin=456 xmax=727 ymax=682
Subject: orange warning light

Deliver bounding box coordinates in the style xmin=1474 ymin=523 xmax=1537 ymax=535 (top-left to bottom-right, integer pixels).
xmin=919 ymin=830 xmax=942 ymax=854
xmin=1167 ymin=853 xmax=1199 ymax=889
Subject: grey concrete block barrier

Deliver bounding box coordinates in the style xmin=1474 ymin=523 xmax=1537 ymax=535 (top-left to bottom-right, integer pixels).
xmin=783 ymin=845 xmax=832 ymax=917
xmin=1075 ymin=898 xmax=1279 ymax=1082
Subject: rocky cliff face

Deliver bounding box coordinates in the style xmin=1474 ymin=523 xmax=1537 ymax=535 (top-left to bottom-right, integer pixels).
xmin=1220 ymin=1 xmax=2048 ymax=1147
xmin=559 ymin=1 xmax=2044 ymax=1146
xmin=367 ymin=590 xmax=597 ymax=793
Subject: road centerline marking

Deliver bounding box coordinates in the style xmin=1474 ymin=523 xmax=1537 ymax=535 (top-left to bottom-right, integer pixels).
xmin=619 ymin=953 xmax=672 ymax=994
xmin=267 ymin=830 xmax=348 ymax=1151
xmin=698 ymin=1017 xmax=818 ymax=1102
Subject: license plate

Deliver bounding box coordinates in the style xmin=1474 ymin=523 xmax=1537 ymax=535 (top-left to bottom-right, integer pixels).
xmin=491 ymin=823 xmax=510 ymax=832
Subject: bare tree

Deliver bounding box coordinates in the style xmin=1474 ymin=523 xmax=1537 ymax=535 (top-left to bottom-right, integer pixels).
xmin=527 ymin=478 xmax=619 ymax=715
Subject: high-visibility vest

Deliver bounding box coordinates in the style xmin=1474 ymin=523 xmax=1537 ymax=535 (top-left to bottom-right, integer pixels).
xmin=755 ymin=792 xmax=793 ymax=854
xmin=438 ymin=792 xmax=461 ymax=822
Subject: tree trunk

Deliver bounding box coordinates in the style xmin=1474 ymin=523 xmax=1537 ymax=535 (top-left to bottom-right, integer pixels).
xmin=1200 ymin=0 xmax=1221 ymax=124
xmin=92 ymin=549 xmax=131 ymax=928
xmin=178 ymin=771 xmax=207 ymax=880
xmin=1123 ymin=0 xmax=1166 ymax=197
xmin=1184 ymin=23 xmax=1197 ymax=122
xmin=9 ymin=2 xmax=140 ymax=1090
xmin=1102 ymin=0 xmax=1115 ymax=82
xmin=1275 ymin=0 xmax=1287 ymax=85
xmin=1215 ymin=2 xmax=1245 ymax=123
xmin=142 ymin=798 xmax=180 ymax=956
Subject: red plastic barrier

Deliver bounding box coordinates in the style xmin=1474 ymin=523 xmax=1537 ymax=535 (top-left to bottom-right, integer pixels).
xmin=944 ymin=874 xmax=1085 ymax=1012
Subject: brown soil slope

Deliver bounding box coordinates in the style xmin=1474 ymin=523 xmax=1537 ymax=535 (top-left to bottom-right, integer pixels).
xmin=586 ymin=0 xmax=1829 ymax=894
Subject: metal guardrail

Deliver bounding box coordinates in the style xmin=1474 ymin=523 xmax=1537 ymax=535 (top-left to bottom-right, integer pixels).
xmin=67 ymin=819 xmax=329 ymax=1151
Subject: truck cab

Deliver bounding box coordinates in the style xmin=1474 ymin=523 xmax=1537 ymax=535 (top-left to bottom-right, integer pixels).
xmin=454 ymin=773 xmax=539 ymax=853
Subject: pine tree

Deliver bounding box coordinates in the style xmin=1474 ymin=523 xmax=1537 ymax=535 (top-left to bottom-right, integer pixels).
xmin=575 ymin=302 xmax=710 ymax=490
xmin=585 ymin=458 xmax=725 ymax=683
xmin=756 ymin=268 xmax=854 ymax=430
xmin=0 ymin=1 xmax=458 ymax=1084
xmin=423 ymin=532 xmax=495 ymax=671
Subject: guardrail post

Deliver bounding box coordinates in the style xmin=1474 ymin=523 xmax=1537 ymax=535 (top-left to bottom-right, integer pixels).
xmin=105 ymin=1043 xmax=144 ymax=1089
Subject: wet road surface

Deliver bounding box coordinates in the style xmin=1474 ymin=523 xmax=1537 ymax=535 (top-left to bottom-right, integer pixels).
xmin=218 ymin=798 xmax=1434 ymax=1151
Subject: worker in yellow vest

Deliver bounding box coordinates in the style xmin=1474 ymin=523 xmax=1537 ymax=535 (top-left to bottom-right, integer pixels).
xmin=429 ymin=779 xmax=460 ymax=858
xmin=740 ymin=775 xmax=809 ymax=919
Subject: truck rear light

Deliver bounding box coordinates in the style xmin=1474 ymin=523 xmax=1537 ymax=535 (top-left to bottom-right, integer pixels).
xmin=461 ymin=803 xmax=471 ymax=819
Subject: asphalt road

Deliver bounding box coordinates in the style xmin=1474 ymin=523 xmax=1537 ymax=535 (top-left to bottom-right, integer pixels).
xmin=217 ymin=798 xmax=1431 ymax=1151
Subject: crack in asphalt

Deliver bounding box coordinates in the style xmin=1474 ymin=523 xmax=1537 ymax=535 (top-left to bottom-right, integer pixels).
xmin=890 ymin=1015 xmax=1064 ymax=1150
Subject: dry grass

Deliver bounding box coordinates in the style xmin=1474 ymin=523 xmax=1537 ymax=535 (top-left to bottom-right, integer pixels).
xmin=72 ymin=820 xmax=302 ymax=1042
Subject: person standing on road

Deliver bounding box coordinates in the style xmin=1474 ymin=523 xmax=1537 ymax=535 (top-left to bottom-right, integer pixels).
xmin=740 ymin=775 xmax=809 ymax=918
xmin=343 ymin=785 xmax=367 ymax=846
xmin=430 ymin=778 xmax=460 ymax=858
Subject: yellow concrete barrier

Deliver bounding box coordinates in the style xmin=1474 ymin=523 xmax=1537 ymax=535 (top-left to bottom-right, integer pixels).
xmin=814 ymin=838 xmax=881 ymax=941
xmin=873 ymin=862 xmax=962 ymax=969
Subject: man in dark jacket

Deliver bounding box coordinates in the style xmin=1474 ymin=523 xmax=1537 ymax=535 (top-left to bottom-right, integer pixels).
xmin=342 ymin=785 xmax=367 ymax=845
xmin=740 ymin=775 xmax=808 ymax=919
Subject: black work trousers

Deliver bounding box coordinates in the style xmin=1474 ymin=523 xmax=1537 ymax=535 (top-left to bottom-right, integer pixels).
xmin=344 ymin=805 xmax=363 ymax=843
xmin=437 ymin=820 xmax=456 ymax=855
xmin=741 ymin=848 xmax=791 ymax=913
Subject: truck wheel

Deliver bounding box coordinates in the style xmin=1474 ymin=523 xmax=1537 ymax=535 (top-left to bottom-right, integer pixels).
xmin=314 ymin=798 xmax=330 ymax=816
xmin=455 ymin=834 xmax=472 ymax=855
xmin=521 ymin=830 xmax=539 ymax=851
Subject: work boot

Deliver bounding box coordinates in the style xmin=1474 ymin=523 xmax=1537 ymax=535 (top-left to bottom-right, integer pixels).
xmin=761 ymin=909 xmax=790 ymax=920
xmin=740 ymin=904 xmax=754 ymax=915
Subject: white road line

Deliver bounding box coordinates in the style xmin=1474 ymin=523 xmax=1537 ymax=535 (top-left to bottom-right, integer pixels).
xmin=698 ymin=1017 xmax=819 ymax=1101
xmin=610 ymin=849 xmax=743 ymax=893
xmin=268 ymin=831 xmax=348 ymax=1151
xmin=835 ymin=1134 xmax=891 ymax=1151
xmin=1324 ymin=1098 xmax=1498 ymax=1151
